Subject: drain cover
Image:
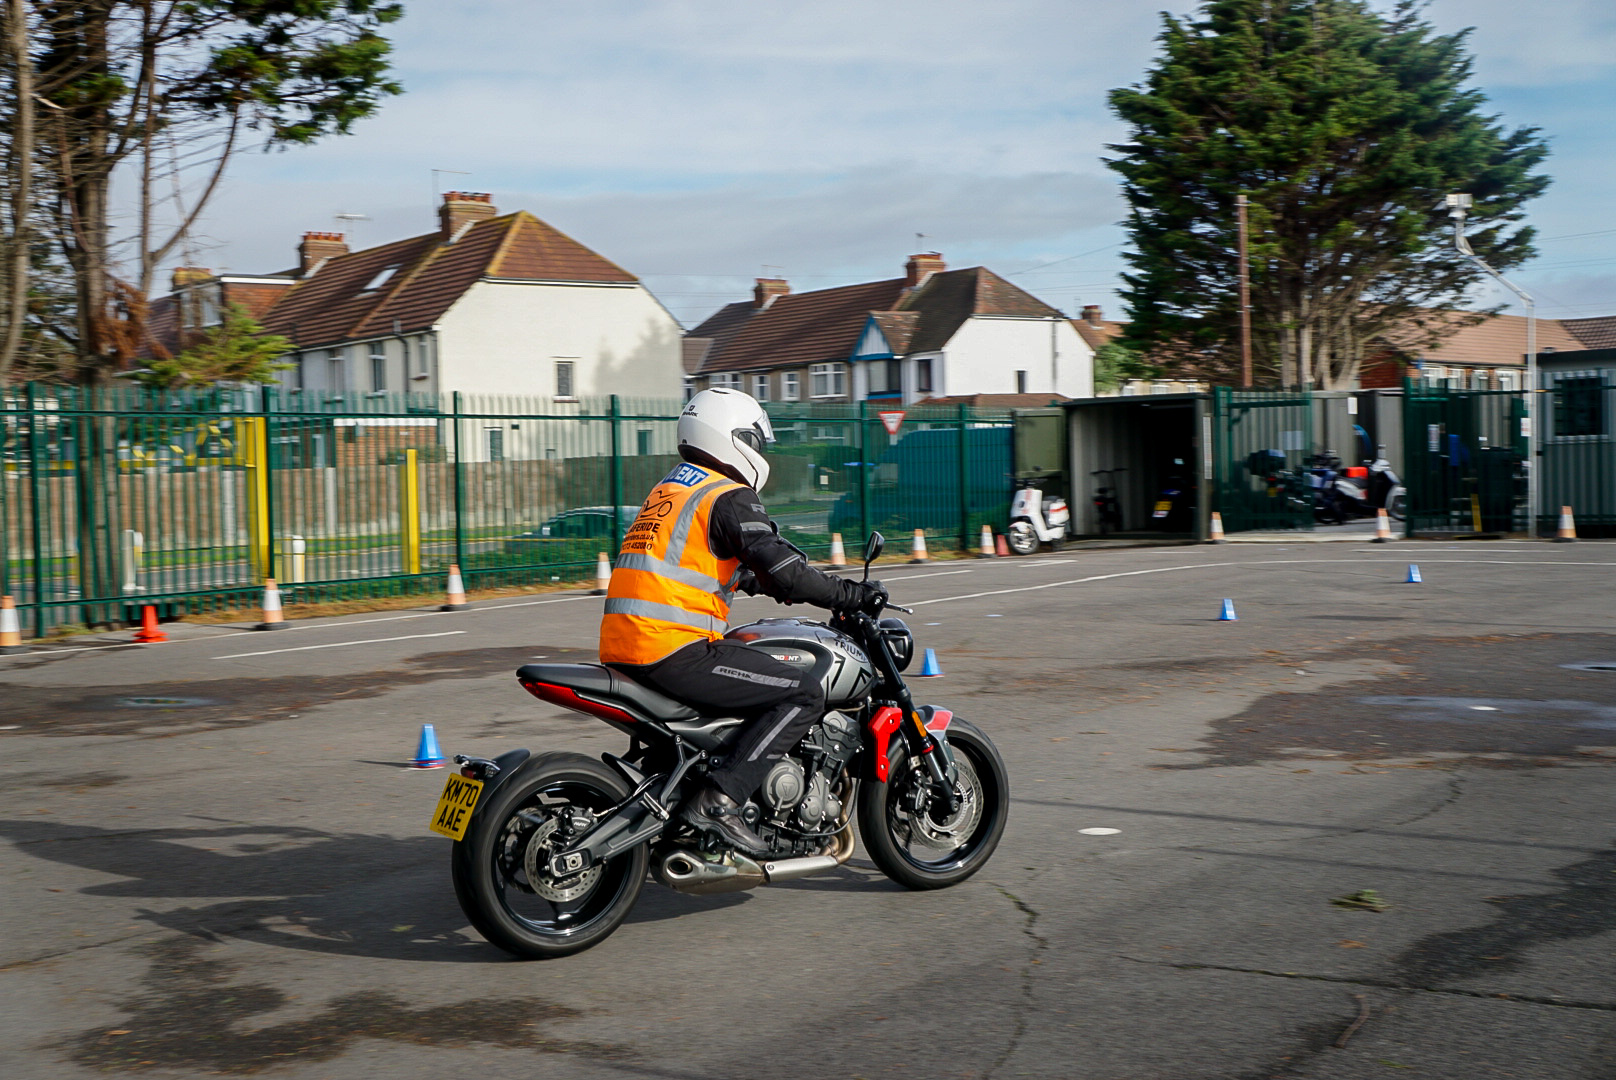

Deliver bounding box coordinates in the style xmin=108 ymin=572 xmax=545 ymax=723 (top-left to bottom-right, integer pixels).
xmin=116 ymin=696 xmax=213 ymax=708
xmin=1561 ymin=662 xmax=1616 ymax=672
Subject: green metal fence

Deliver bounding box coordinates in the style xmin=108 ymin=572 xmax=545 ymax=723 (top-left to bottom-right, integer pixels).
xmin=0 ymin=386 xmax=1013 ymax=637
xmin=1402 ymin=380 xmax=1527 ymax=535
xmin=1211 ymin=387 xmax=1315 ymax=532
xmin=1540 ymin=368 xmax=1616 ymax=537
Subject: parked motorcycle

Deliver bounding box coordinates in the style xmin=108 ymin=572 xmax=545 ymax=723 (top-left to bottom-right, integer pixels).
xmin=1306 ymin=449 xmax=1406 ymax=523
xmin=431 ymin=532 xmax=1010 ymax=959
xmin=1090 ymin=468 xmax=1125 ymax=535
xmin=1007 ymin=482 xmax=1069 ymax=554
xmin=1148 ymin=459 xmax=1194 ymax=531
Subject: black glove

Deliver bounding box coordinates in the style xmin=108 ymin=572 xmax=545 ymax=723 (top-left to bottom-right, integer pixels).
xmin=731 ymin=568 xmax=760 ymax=597
xmin=855 ymin=579 xmax=888 ymax=615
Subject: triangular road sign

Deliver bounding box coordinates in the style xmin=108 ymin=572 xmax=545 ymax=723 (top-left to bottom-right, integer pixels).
xmin=878 ymin=410 xmax=905 ymax=436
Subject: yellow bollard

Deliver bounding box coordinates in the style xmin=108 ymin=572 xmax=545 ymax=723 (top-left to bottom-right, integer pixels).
xmin=400 ymin=448 xmax=421 ymax=575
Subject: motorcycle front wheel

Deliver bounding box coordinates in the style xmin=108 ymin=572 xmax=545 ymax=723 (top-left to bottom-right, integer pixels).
xmin=1387 ymin=489 xmax=1407 ymax=522
xmin=1006 ymin=520 xmax=1039 ymax=555
xmin=858 ymin=717 xmax=1009 ymax=890
xmin=452 ymin=752 xmax=647 ymax=959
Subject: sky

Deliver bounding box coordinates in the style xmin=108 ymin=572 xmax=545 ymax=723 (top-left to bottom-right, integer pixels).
xmin=168 ymin=0 xmax=1616 ymax=330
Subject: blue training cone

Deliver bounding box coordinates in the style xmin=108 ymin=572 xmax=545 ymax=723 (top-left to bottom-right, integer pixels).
xmin=1218 ymin=598 xmax=1238 ymax=621
xmin=915 ymin=647 xmax=944 ymax=677
xmin=411 ymin=723 xmax=445 ymax=769
xmin=1406 ymin=564 xmax=1422 ymax=584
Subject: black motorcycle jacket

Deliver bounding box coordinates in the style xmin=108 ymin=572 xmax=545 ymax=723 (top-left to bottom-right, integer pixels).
xmin=708 ymin=488 xmax=863 ymax=610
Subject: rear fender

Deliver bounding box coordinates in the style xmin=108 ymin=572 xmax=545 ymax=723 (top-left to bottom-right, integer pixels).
xmin=461 ymin=748 xmax=532 ymax=825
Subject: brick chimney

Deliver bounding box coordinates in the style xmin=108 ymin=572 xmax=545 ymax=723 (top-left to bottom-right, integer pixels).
xmin=905 ymin=252 xmax=944 ymax=288
xmin=1081 ymin=304 xmax=1103 ymax=327
xmin=298 ymin=232 xmax=348 ymax=277
xmin=439 ymin=191 xmax=497 ymax=239
xmin=170 ymin=266 xmax=213 ymax=291
xmin=753 ymin=278 xmax=790 ymax=308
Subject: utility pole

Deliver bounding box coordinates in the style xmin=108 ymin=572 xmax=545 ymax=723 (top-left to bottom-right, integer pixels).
xmin=1447 ymin=193 xmax=1537 ymax=540
xmin=1236 ymin=195 xmax=1253 ymax=389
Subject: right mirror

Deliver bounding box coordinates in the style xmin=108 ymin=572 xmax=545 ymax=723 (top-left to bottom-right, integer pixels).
xmin=863 ymin=531 xmax=884 ymax=564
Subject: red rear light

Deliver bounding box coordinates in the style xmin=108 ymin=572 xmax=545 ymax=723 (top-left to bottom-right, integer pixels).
xmin=521 ymin=680 xmax=637 ymax=724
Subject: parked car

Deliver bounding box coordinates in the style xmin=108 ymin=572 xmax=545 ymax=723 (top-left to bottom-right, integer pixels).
xmin=504 ymin=506 xmax=639 ymax=554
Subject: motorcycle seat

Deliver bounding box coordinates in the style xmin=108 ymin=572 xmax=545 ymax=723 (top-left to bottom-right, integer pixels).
xmin=517 ymin=663 xmax=700 ymax=723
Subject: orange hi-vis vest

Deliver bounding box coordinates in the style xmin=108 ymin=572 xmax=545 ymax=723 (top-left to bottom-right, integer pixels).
xmin=598 ymin=462 xmax=747 ymax=666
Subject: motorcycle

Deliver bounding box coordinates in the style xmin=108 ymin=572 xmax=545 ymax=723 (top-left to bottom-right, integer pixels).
xmin=1148 ymin=458 xmax=1194 ymax=531
xmin=1090 ymin=468 xmax=1125 ymax=535
xmin=431 ymin=532 xmax=1010 ymax=959
xmin=1337 ymin=450 xmax=1406 ymax=522
xmin=1007 ymin=481 xmax=1069 ymax=554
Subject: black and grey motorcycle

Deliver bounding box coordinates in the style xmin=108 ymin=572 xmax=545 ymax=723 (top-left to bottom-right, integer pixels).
xmin=431 ymin=532 xmax=1010 ymax=959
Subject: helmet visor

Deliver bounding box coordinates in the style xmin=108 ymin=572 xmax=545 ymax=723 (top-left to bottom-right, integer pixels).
xmin=733 ymin=414 xmax=774 ymax=453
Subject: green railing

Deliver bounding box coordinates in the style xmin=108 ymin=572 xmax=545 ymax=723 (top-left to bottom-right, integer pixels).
xmin=0 ymin=387 xmax=1013 ymax=636
xmin=1211 ymin=386 xmax=1314 ymax=532
xmin=1402 ymin=380 xmax=1527 ymax=535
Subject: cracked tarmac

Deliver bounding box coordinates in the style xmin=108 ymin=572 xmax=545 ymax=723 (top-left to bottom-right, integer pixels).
xmin=1 ymin=543 xmax=1614 ymax=1078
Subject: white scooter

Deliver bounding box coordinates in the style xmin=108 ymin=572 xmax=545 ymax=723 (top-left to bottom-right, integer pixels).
xmin=1007 ymin=484 xmax=1070 ymax=555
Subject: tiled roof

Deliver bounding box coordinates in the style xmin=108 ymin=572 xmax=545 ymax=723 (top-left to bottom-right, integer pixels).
xmin=691 ymin=266 xmax=1063 ymax=374
xmin=144 ymin=295 xmax=179 ymax=358
xmin=1562 ymin=316 xmax=1616 ymax=351
xmin=1072 ymin=318 xmax=1125 ymax=352
xmin=1383 ymin=311 xmax=1585 ymax=367
xmin=696 ymin=278 xmax=908 ymax=374
xmin=681 ymin=337 xmax=711 ymax=375
xmin=260 ymin=211 xmax=636 ymax=348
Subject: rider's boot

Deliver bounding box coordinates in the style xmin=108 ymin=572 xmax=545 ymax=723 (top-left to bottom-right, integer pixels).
xmin=682 ymin=785 xmax=770 ymax=857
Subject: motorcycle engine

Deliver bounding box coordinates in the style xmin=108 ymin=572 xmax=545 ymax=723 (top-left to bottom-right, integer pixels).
xmin=754 ymin=711 xmax=860 ymax=843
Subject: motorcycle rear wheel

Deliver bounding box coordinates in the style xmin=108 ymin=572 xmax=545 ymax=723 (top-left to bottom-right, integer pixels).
xmin=452 ymin=752 xmax=647 ymax=959
xmin=1387 ymin=490 xmax=1407 ymax=522
xmin=857 ymin=717 xmax=1009 ymax=890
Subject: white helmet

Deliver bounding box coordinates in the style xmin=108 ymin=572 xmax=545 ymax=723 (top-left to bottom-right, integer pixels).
xmin=678 ymin=387 xmax=775 ymax=491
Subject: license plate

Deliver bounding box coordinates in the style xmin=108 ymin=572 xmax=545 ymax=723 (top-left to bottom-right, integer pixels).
xmin=1152 ymin=500 xmax=1171 ymax=518
xmin=428 ymin=773 xmax=484 ymax=840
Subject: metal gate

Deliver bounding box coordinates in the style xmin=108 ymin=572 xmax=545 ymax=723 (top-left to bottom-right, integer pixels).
xmin=1211 ymin=387 xmax=1314 ymax=532
xmin=1402 ymin=380 xmax=1526 ymax=535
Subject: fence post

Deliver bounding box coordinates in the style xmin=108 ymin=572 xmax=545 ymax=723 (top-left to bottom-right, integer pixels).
xmin=609 ymin=395 xmax=624 ymax=557
xmin=856 ymin=401 xmax=869 ymax=543
xmin=400 ymin=447 xmax=421 ymax=575
xmin=451 ymin=391 xmax=465 ymax=571
xmin=262 ymin=385 xmax=278 ymax=583
xmin=25 ymin=383 xmax=46 ymax=638
xmin=957 ymin=404 xmax=971 ymax=551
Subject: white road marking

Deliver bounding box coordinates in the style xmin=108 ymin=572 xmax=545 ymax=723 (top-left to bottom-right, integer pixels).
xmin=1080 ymin=827 xmax=1121 ymax=836
xmin=212 ymin=630 xmax=466 ymax=660
xmin=878 ymin=568 xmax=975 ymax=581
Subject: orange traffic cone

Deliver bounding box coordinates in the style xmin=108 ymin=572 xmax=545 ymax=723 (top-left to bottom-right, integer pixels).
xmin=1555 ymin=506 xmax=1577 ymax=543
xmin=1208 ymin=511 xmax=1226 ymax=544
xmin=829 ymin=533 xmax=847 ymax=567
xmin=442 ymin=564 xmax=468 ymax=611
xmin=254 ymin=579 xmax=287 ymax=631
xmin=994 ymin=533 xmax=1010 ymax=558
xmin=132 ymin=604 xmax=167 ymax=644
xmin=1372 ymin=507 xmax=1394 ymax=543
xmin=976 ymin=525 xmax=995 ymax=559
xmin=0 ymin=595 xmax=24 ymax=654
xmin=909 ymin=529 xmax=930 ymax=564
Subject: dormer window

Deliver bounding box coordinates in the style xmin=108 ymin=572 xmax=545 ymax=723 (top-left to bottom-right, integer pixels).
xmin=361 ymin=265 xmax=399 ymax=292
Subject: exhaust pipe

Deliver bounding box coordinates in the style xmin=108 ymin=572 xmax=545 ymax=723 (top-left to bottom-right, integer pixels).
xmin=656 ymin=849 xmax=765 ymax=895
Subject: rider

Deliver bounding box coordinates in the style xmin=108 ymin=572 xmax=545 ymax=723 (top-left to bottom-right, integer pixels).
xmin=598 ymin=388 xmax=885 ymax=856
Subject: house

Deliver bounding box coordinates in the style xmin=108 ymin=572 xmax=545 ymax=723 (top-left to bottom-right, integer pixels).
xmin=686 ymin=254 xmax=1093 ymax=405
xmin=148 ymin=192 xmax=683 ymax=404
xmin=1362 ymin=311 xmax=1616 ymax=390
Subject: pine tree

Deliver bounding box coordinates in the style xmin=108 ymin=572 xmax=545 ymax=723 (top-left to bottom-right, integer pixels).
xmin=1107 ymin=0 xmax=1549 ymax=388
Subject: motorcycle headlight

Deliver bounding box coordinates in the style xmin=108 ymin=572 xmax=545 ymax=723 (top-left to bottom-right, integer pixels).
xmin=879 ymin=617 xmax=915 ymax=672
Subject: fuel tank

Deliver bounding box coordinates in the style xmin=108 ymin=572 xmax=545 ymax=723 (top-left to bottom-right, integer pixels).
xmin=723 ymin=618 xmax=875 ymax=709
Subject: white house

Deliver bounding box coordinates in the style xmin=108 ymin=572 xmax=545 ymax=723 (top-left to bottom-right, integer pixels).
xmin=686 ymin=253 xmax=1093 ymax=405
xmin=154 ymin=192 xmax=683 ymax=409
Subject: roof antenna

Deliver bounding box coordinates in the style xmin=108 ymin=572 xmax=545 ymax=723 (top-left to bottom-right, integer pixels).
xmin=334 ymin=212 xmax=369 ymax=241
xmin=761 ymin=264 xmax=784 ymax=279
xmin=432 ymin=168 xmax=471 ymax=198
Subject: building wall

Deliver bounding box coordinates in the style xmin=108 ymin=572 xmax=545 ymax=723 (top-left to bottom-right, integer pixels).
xmin=933 ymin=316 xmax=1093 ymax=400
xmin=436 ymin=280 xmax=682 ymax=401
xmin=280 ymin=332 xmax=437 ymax=398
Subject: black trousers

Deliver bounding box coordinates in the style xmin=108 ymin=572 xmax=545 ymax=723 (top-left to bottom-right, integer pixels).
xmin=627 ymin=638 xmax=824 ymax=804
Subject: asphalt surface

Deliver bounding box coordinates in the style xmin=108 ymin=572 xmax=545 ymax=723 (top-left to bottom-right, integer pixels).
xmin=1 ymin=540 xmax=1613 ymax=1079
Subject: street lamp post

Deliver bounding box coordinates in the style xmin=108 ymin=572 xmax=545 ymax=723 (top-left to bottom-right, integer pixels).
xmin=1447 ymin=193 xmax=1538 ymax=540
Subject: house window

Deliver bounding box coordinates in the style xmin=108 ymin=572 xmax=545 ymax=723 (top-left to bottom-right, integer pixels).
xmin=1497 ymin=370 xmax=1518 ymax=391
xmin=637 ymin=428 xmax=653 ymax=455
xmin=1554 ymin=376 xmax=1606 ymax=437
xmin=710 ymin=372 xmax=741 ymax=391
xmin=486 ymin=427 xmax=505 ymax=462
xmin=1015 ymin=370 xmax=1028 ymax=394
xmin=753 ymin=373 xmax=769 ymax=402
xmin=555 ymin=359 xmax=576 ymax=399
xmin=782 ymin=372 xmax=800 ymax=401
xmin=370 ymin=349 xmax=387 ymax=393
xmin=916 ymin=358 xmax=933 ymax=395
xmin=810 ymin=363 xmax=845 ymax=399
xmin=868 ymin=358 xmax=901 ymax=396
xmin=683 ymin=376 xmax=695 ymax=401
xmin=288 ymin=356 xmax=304 ymax=391
xmin=328 ymin=348 xmax=345 ymax=392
